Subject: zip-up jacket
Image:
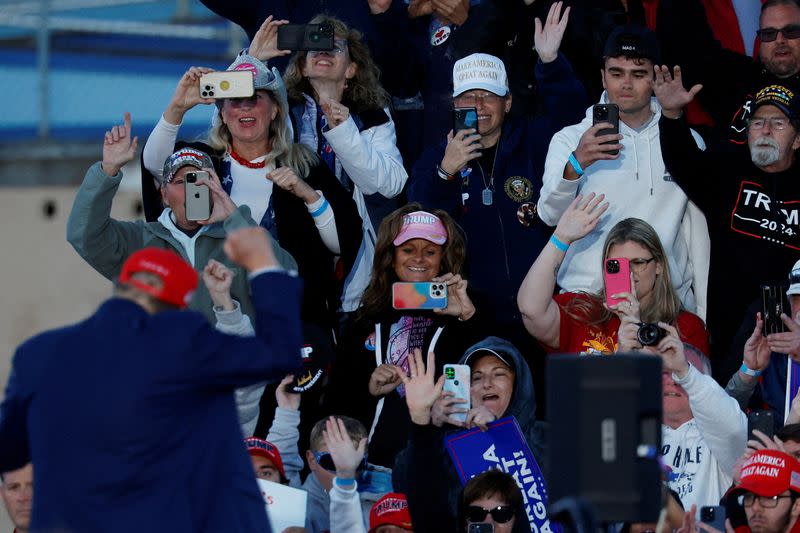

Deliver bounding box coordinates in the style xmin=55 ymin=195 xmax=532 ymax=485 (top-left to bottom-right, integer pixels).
xmin=408 ymin=53 xmax=587 ymax=325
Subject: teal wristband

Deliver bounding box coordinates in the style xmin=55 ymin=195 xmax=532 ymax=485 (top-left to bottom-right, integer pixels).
xmin=550 ymin=234 xmax=569 ymax=252
xmin=740 ymin=363 xmax=763 ymax=378
xmin=568 ymin=152 xmax=584 ymax=176
xmin=334 ymin=476 xmax=356 ymax=487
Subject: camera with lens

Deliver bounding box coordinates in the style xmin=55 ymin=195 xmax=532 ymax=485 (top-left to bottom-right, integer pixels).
xmin=636 ymin=323 xmax=666 ymax=346
xmin=605 ymin=259 xmax=620 ymax=274
xmin=186 ymin=173 xmax=198 ymax=183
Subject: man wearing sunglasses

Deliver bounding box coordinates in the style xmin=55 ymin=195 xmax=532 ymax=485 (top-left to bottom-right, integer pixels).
xmin=461 ymin=470 xmax=523 ymax=533
xmin=730 ymin=450 xmax=800 ymax=533
xmin=658 ymin=0 xmax=800 ymax=144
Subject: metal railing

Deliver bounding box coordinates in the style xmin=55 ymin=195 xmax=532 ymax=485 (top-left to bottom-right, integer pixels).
xmin=0 ymin=0 xmax=244 ymax=139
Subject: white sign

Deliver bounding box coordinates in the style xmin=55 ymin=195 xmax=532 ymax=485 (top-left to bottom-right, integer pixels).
xmin=257 ymin=479 xmax=307 ymax=531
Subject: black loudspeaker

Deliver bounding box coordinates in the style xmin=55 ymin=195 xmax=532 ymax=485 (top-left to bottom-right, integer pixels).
xmin=546 ymin=354 xmax=662 ymax=524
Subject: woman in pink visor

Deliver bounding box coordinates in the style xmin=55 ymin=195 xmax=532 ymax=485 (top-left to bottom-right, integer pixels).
xmin=325 ymin=202 xmax=487 ymax=471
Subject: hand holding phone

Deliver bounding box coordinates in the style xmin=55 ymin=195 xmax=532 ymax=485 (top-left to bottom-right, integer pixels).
xmin=747 ymin=410 xmax=775 ymax=441
xmin=604 ymin=258 xmax=632 ymax=308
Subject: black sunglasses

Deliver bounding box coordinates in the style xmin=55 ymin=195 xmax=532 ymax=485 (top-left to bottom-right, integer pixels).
xmin=467 ymin=505 xmax=515 ymax=524
xmin=313 ymin=450 xmax=368 ymax=473
xmin=757 ymin=24 xmax=800 ymax=42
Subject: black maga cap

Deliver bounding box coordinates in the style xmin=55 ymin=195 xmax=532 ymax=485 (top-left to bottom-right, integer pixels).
xmin=604 ymin=24 xmax=661 ymax=64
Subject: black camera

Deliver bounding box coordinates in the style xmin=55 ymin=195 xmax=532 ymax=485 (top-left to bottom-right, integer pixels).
xmin=606 ymin=259 xmax=621 ymax=274
xmin=636 ymin=323 xmax=665 ymax=346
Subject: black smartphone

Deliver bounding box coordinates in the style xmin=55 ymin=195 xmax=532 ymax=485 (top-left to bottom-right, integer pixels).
xmin=747 ymin=410 xmax=775 ymax=441
xmin=700 ymin=505 xmax=727 ymax=532
xmin=454 ymin=107 xmax=479 ymax=134
xmin=592 ymin=103 xmax=620 ymax=155
xmin=277 ymin=23 xmax=334 ymax=51
xmin=468 ymin=524 xmax=494 ymax=533
xmin=762 ymin=283 xmax=790 ymax=336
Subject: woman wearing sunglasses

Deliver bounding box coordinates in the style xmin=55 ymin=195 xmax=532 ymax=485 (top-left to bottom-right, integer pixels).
xmin=460 ymin=470 xmax=525 ymax=533
xmin=251 ymin=13 xmax=408 ymax=318
xmin=517 ymin=194 xmax=709 ymax=355
xmin=141 ymin=53 xmax=362 ymax=335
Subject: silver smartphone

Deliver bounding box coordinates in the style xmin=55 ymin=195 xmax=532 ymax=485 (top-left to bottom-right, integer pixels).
xmin=443 ymin=364 xmax=471 ymax=424
xmin=199 ymin=71 xmax=254 ymax=99
xmin=184 ymin=170 xmax=211 ymax=221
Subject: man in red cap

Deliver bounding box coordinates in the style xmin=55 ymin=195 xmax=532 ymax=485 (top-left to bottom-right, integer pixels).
xmin=0 ymin=227 xmax=303 ymax=533
xmin=245 ymin=437 xmax=288 ymax=484
xmin=732 ymin=450 xmax=800 ymax=533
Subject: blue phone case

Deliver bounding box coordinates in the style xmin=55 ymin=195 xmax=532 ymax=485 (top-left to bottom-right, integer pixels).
xmin=392 ymin=282 xmax=448 ymax=310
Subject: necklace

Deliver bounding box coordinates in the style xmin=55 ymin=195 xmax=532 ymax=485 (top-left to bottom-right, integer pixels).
xmin=229 ymin=149 xmax=266 ymax=169
xmin=477 ymin=142 xmax=500 ymax=206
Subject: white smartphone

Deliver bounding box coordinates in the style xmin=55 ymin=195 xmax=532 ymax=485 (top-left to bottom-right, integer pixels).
xmin=443 ymin=364 xmax=471 ymax=424
xmin=199 ymin=71 xmax=254 ymax=99
xmin=185 ymin=170 xmax=211 ymax=221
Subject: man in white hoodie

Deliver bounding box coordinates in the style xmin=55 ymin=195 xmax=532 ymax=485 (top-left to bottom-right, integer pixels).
xmin=537 ymin=24 xmax=710 ymax=318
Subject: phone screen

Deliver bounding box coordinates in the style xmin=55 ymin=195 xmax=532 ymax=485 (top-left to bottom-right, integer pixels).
xmin=454 ymin=107 xmax=479 ymax=134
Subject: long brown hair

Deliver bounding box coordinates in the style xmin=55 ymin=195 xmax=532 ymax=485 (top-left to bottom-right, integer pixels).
xmin=357 ymin=203 xmax=466 ymax=321
xmin=283 ymin=14 xmax=390 ymax=113
xmin=564 ymin=218 xmax=682 ymax=326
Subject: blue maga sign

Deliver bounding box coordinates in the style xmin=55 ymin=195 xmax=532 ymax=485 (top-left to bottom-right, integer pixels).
xmin=445 ymin=416 xmax=555 ymax=533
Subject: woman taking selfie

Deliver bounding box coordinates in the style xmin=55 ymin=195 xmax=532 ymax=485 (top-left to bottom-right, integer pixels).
xmin=141 ymin=53 xmax=362 ymax=331
xmin=251 ymin=13 xmax=407 ymax=315
xmin=517 ymin=193 xmax=709 ymax=355
xmin=325 ymin=203 xmax=486 ymax=469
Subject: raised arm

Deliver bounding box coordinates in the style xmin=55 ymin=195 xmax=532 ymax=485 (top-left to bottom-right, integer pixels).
xmin=518 ymin=193 xmax=608 ymax=348
xmin=67 ymin=113 xmax=146 ymax=279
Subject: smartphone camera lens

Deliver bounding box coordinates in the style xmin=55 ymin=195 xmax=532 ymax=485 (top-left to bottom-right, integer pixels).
xmin=701 ymin=508 xmax=714 ymax=521
xmin=319 ymin=23 xmax=333 ymax=36
xmin=186 ymin=173 xmax=197 ymax=183
xmin=606 ymin=259 xmax=620 ymax=274
xmin=454 ymin=380 xmax=459 ymax=386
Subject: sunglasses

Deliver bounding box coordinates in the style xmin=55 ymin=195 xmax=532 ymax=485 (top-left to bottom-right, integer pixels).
xmin=466 ymin=505 xmax=515 ymax=524
xmin=313 ymin=451 xmax=368 ymax=473
xmin=757 ymin=24 xmax=800 ymax=42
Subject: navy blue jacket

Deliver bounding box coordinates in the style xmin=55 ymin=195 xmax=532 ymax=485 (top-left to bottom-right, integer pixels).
xmin=408 ymin=54 xmax=586 ymax=324
xmin=0 ymin=272 xmax=303 ymax=533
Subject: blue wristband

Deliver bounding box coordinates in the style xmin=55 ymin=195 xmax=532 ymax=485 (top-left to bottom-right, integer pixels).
xmin=740 ymin=363 xmax=763 ymax=377
xmin=334 ymin=476 xmax=356 ymax=487
xmin=310 ymin=198 xmax=330 ymax=218
xmin=568 ymin=152 xmax=584 ymax=176
xmin=550 ymin=234 xmax=569 ymax=252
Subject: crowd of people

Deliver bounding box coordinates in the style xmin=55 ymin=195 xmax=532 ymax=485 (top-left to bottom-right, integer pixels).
xmin=3 ymin=0 xmax=800 ymax=531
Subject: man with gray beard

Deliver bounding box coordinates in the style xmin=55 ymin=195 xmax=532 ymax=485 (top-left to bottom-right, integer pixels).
xmin=655 ymin=73 xmax=800 ymax=375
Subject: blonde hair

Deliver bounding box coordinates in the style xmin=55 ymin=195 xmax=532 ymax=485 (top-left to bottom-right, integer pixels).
xmin=207 ymin=90 xmax=318 ymax=177
xmin=563 ymin=218 xmax=682 ymax=326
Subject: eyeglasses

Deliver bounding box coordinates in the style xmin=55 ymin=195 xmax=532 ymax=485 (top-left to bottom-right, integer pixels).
xmin=313 ymin=451 xmax=368 ymax=473
xmin=454 ymin=92 xmax=504 ymax=106
xmin=747 ymin=117 xmax=791 ymax=131
xmin=308 ymin=39 xmax=348 ymax=56
xmin=466 ymin=505 xmax=515 ymax=524
xmin=738 ymin=493 xmax=795 ymax=508
xmin=757 ymin=24 xmax=800 ymax=42
xmin=630 ymin=257 xmax=656 ymax=273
